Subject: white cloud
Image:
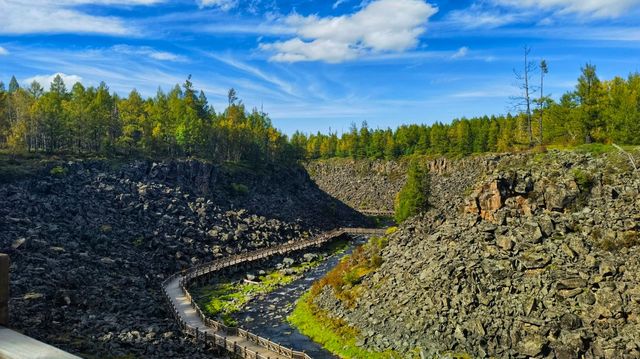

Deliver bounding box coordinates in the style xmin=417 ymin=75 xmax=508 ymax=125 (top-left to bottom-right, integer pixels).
xmin=493 ymin=0 xmax=640 ymax=18
xmin=0 ymin=47 xmax=8 ymax=56
xmin=111 ymin=45 xmax=186 ymax=62
xmin=451 ymin=46 xmax=469 ymax=59
xmin=0 ymin=0 xmax=162 ymax=35
xmin=23 ymin=73 xmax=83 ymax=90
xmin=260 ymin=0 xmax=438 ymax=63
xmin=198 ymin=0 xmax=238 ymax=10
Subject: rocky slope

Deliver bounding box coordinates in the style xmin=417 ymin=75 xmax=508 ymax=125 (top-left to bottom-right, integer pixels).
xmin=305 ymin=158 xmax=407 ymax=211
xmin=0 ymin=159 xmax=364 ymax=358
xmin=313 ymin=150 xmax=640 ymax=358
xmin=305 ymin=156 xmax=498 ymax=213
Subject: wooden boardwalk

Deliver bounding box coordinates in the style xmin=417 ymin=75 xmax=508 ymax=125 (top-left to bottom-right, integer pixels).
xmin=162 ymin=227 xmax=386 ymax=359
xmin=358 ymin=209 xmax=395 ymax=217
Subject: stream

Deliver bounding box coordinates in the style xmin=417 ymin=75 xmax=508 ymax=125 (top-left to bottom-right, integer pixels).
xmin=228 ymin=238 xmax=366 ymax=359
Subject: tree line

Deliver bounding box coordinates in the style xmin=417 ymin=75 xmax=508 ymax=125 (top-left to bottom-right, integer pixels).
xmin=292 ymin=63 xmax=640 ymax=160
xmin=2 ymin=61 xmax=639 ymax=165
xmin=0 ymin=75 xmax=295 ymax=165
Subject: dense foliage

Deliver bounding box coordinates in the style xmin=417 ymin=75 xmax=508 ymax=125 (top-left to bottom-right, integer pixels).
xmin=293 ymin=64 xmax=640 ymax=160
xmin=2 ymin=63 xmax=639 ymax=165
xmin=0 ymin=75 xmax=294 ymax=165
xmin=394 ymin=160 xmax=430 ymax=222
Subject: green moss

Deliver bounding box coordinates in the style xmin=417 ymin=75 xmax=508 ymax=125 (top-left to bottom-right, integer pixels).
xmin=571 ymin=168 xmax=595 ymax=191
xmin=288 ymin=293 xmax=406 ymax=359
xmin=385 ymin=226 xmax=398 ymax=235
xmin=49 ymin=165 xmax=68 ymax=176
xmin=230 ymin=182 xmax=249 ymax=196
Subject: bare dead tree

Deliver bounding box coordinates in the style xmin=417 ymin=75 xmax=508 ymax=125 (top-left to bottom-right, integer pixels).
xmin=613 ymin=143 xmax=638 ymax=172
xmin=539 ymin=59 xmax=548 ymax=144
xmin=511 ymin=46 xmax=537 ymax=147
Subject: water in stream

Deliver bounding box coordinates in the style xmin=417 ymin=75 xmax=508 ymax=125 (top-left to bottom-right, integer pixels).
xmin=230 ymin=238 xmax=365 ymax=359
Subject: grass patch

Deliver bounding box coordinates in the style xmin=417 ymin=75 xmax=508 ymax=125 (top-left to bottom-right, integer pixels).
xmin=311 ymin=236 xmax=388 ymax=307
xmin=288 ymin=292 xmax=405 ymax=359
xmin=194 ymin=265 xmax=305 ymax=326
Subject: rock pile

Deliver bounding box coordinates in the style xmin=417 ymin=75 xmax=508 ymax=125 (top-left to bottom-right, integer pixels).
xmin=305 ymin=158 xmax=407 ymax=211
xmin=0 ymin=159 xmax=358 ymax=357
xmin=305 ymin=155 xmax=499 ymax=213
xmin=313 ymin=150 xmax=640 ymax=358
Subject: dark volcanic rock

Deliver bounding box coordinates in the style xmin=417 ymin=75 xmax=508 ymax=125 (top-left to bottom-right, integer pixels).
xmin=312 ymin=150 xmax=640 ymax=359
xmin=0 ymin=159 xmax=363 ymax=358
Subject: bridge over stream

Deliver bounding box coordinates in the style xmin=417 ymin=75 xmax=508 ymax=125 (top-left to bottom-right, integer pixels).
xmin=162 ymin=227 xmax=387 ymax=359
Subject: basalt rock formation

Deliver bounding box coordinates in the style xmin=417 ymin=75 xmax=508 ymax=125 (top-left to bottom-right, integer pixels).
xmin=312 ymin=150 xmax=640 ymax=358
xmin=0 ymin=159 xmax=363 ymax=358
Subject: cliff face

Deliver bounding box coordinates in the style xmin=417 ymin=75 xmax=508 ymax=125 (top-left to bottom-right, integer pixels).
xmin=0 ymin=159 xmax=362 ymax=358
xmin=312 ymin=150 xmax=640 ymax=359
xmin=305 ymin=155 xmax=501 ymax=214
xmin=305 ymin=158 xmax=407 ymax=212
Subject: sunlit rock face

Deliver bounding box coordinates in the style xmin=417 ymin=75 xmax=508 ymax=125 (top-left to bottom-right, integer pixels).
xmin=312 ymin=151 xmax=640 ymax=358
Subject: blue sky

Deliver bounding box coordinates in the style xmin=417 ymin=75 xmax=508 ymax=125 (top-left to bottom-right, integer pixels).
xmin=1 ymin=0 xmax=640 ymax=135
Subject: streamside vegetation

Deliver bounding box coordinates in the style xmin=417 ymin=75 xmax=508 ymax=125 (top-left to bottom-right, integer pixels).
xmin=288 ymin=235 xmax=404 ymax=358
xmin=292 ymin=64 xmax=640 ymax=159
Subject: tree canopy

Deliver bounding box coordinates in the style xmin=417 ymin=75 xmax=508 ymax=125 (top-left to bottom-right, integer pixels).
xmin=1 ymin=63 xmax=639 ymax=165
xmin=291 ymin=65 xmax=640 ymax=160
xmin=394 ymin=159 xmax=430 ymax=222
xmin=0 ymin=76 xmax=295 ymax=166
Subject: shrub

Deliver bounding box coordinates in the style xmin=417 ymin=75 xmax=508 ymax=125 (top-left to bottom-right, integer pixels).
xmin=572 ymin=168 xmax=595 ymax=192
xmin=394 ymin=159 xmax=430 ymax=222
xmin=49 ymin=165 xmax=68 ymax=176
xmin=230 ymin=182 xmax=249 ymax=196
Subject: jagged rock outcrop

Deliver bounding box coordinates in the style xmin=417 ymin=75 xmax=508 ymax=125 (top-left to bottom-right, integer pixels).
xmin=0 ymin=159 xmax=362 ymax=358
xmin=313 ymin=150 xmax=640 ymax=358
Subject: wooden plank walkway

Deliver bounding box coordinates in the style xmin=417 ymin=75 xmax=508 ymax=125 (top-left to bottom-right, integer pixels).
xmin=162 ymin=227 xmax=386 ymax=359
xmin=0 ymin=327 xmax=80 ymax=359
xmin=165 ymin=276 xmax=290 ymax=359
xmin=358 ymin=209 xmax=395 ymax=216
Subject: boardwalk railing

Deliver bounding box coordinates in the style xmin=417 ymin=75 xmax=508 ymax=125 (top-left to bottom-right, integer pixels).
xmin=358 ymin=209 xmax=395 ymax=217
xmin=161 ymin=227 xmax=386 ymax=359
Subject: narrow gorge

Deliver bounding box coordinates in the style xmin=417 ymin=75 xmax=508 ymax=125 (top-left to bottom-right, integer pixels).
xmin=2 ymin=148 xmax=640 ymax=359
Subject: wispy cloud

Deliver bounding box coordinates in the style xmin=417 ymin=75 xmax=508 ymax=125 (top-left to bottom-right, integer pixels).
xmin=260 ymin=0 xmax=438 ymax=63
xmin=444 ymin=4 xmax=523 ymax=30
xmin=452 ymin=46 xmax=469 ymax=59
xmin=112 ymin=45 xmax=187 ymax=62
xmin=0 ymin=47 xmax=8 ymax=56
xmin=198 ymin=0 xmax=238 ymax=11
xmin=208 ymin=54 xmax=297 ymax=96
xmin=493 ymin=0 xmax=640 ymax=18
xmin=0 ymin=0 xmax=162 ymax=35
xmin=333 ymin=0 xmax=347 ymax=9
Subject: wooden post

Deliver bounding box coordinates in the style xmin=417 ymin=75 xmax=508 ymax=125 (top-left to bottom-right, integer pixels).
xmin=0 ymin=253 xmax=9 ymax=326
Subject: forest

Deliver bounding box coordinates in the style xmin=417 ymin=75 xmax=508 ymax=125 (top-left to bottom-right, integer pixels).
xmin=1 ymin=63 xmax=639 ymax=164
xmin=293 ymin=64 xmax=640 ymax=160
xmin=0 ymin=76 xmax=294 ymax=165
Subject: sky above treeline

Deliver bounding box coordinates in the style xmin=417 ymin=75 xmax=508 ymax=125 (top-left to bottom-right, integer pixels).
xmin=0 ymin=0 xmax=639 ymax=135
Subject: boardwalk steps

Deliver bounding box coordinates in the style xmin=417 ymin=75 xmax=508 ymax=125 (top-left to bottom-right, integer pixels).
xmin=162 ymin=227 xmax=386 ymax=359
